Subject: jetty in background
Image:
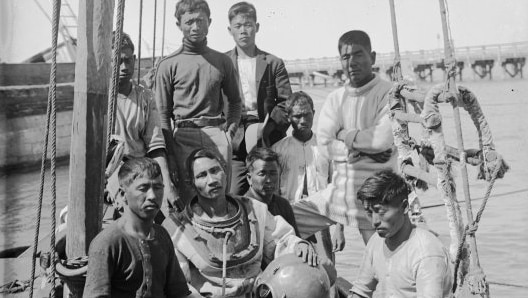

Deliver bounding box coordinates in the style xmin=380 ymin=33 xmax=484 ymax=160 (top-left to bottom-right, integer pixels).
xmin=1 ymin=41 xmax=527 ymax=171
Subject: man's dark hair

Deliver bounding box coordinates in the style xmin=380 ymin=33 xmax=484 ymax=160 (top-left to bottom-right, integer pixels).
xmin=175 ymin=0 xmax=211 ymax=22
xmin=186 ymin=148 xmax=226 ymax=180
xmin=338 ymin=30 xmax=372 ymax=53
xmin=228 ymin=2 xmax=257 ymax=22
xmin=286 ymin=91 xmax=314 ymax=114
xmin=357 ymin=169 xmax=410 ymax=205
xmin=118 ymin=157 xmax=161 ymax=188
xmin=112 ymin=31 xmax=135 ymax=53
xmin=245 ymin=147 xmax=279 ymax=172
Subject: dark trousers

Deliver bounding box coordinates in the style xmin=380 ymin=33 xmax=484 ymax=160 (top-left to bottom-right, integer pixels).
xmin=230 ymin=158 xmax=249 ymax=196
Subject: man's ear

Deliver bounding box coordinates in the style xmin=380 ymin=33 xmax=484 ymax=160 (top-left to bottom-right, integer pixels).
xmin=176 ymin=21 xmax=181 ymax=31
xmin=119 ymin=187 xmax=127 ymax=204
xmin=370 ymin=51 xmax=377 ymax=65
xmin=227 ymin=25 xmax=233 ymax=36
xmin=246 ymin=171 xmax=252 ymax=186
xmin=208 ymin=18 xmax=212 ymax=27
xmin=255 ymin=22 xmax=260 ymax=33
xmin=401 ymin=199 xmax=409 ymax=213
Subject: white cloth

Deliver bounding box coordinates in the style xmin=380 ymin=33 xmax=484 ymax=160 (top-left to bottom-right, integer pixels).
xmin=351 ymin=227 xmax=453 ymax=298
xmin=272 ymin=134 xmax=330 ymax=203
xmin=237 ymin=57 xmax=258 ymax=116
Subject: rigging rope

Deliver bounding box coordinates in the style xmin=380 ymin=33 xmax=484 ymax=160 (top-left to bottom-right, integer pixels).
xmin=152 ymin=0 xmax=157 ymax=67
xmin=29 ymin=0 xmax=61 ymax=297
xmin=137 ymin=0 xmax=144 ymax=84
xmin=161 ymin=0 xmax=167 ymax=58
xmin=107 ymin=0 xmax=126 ymax=152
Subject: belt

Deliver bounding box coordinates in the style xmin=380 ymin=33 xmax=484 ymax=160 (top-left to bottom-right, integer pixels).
xmin=174 ymin=118 xmax=226 ymax=128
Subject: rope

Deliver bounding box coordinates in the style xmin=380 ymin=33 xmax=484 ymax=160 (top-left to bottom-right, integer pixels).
xmin=152 ymin=0 xmax=157 ymax=67
xmin=137 ymin=0 xmax=144 ymax=84
xmin=161 ymin=0 xmax=167 ymax=58
xmin=222 ymin=229 xmax=235 ymax=297
xmin=29 ymin=1 xmax=61 ymax=297
xmin=107 ymin=0 xmax=126 ymax=151
xmin=452 ymin=156 xmax=502 ymax=293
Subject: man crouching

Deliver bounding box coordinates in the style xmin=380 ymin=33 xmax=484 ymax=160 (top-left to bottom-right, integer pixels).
xmin=170 ymin=148 xmax=319 ymax=297
xmin=84 ymin=157 xmax=196 ymax=297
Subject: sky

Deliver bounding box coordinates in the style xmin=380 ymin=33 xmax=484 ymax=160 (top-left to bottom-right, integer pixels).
xmin=1 ymin=0 xmax=527 ymax=62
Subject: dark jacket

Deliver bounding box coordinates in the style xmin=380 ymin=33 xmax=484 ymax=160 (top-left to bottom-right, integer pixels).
xmin=225 ymin=47 xmax=292 ymax=150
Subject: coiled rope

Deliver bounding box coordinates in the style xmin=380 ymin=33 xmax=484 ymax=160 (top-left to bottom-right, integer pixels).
xmin=29 ymin=0 xmax=61 ymax=297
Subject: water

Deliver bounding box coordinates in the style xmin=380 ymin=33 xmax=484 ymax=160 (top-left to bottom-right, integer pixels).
xmin=1 ymin=79 xmax=527 ymax=296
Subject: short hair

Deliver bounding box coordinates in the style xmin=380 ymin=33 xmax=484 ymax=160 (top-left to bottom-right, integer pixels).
xmin=175 ymin=0 xmax=211 ymax=22
xmin=228 ymin=2 xmax=257 ymax=22
xmin=245 ymin=147 xmax=279 ymax=172
xmin=338 ymin=30 xmax=371 ymax=53
xmin=186 ymin=148 xmax=225 ymax=180
xmin=357 ymin=169 xmax=410 ymax=205
xmin=286 ymin=91 xmax=314 ymax=114
xmin=112 ymin=31 xmax=135 ymax=53
xmin=118 ymin=157 xmax=161 ymax=188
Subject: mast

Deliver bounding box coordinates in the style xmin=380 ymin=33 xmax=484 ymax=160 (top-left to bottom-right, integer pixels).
xmin=65 ymin=0 xmax=114 ymax=296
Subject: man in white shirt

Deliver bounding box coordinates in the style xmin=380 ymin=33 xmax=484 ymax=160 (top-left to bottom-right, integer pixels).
xmin=272 ymin=91 xmax=345 ymax=268
xmin=225 ymin=1 xmax=292 ymax=196
xmin=349 ymin=170 xmax=452 ymax=298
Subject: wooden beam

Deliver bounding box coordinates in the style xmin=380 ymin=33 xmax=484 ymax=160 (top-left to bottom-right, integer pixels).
xmin=66 ymin=1 xmax=114 ymax=293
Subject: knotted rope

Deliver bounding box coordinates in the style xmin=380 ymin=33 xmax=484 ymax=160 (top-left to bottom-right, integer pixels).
xmin=452 ymin=155 xmax=503 ymax=294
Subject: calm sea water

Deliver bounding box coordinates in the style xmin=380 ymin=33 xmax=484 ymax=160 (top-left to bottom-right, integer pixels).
xmin=1 ymin=79 xmax=527 ymax=296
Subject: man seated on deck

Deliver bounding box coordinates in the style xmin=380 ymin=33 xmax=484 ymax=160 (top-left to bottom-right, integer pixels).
xmin=244 ymin=146 xmax=300 ymax=238
xmin=348 ymin=169 xmax=452 ymax=298
xmin=271 ymin=91 xmax=345 ymax=263
xmin=84 ymin=157 xmax=199 ymax=298
xmin=155 ymin=0 xmax=242 ymax=207
xmin=316 ymin=30 xmax=397 ymax=244
xmin=169 ymin=148 xmax=322 ymax=298
xmin=225 ymin=1 xmax=292 ymax=196
xmin=105 ymin=31 xmax=177 ymax=222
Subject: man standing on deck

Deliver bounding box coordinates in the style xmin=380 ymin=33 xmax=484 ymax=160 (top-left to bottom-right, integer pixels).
xmin=348 ymin=170 xmax=452 ymax=298
xmin=155 ymin=0 xmax=242 ymax=207
xmin=105 ymin=32 xmax=177 ymax=222
xmin=225 ymin=1 xmax=292 ymax=195
xmin=271 ymin=91 xmax=345 ymax=264
xmin=84 ymin=157 xmax=198 ymax=297
xmin=317 ymin=30 xmax=396 ymax=244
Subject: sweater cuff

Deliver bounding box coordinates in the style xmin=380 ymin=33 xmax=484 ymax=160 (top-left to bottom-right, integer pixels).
xmin=337 ymin=129 xmax=359 ymax=150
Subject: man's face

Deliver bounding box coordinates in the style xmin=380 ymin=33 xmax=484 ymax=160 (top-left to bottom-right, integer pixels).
xmin=119 ymin=47 xmax=135 ymax=85
xmin=363 ymin=199 xmax=407 ymax=239
xmin=122 ymin=175 xmax=164 ymax=221
xmin=228 ymin=14 xmax=259 ymax=50
xmin=247 ymin=159 xmax=279 ymax=200
xmin=177 ymin=10 xmax=210 ymax=43
xmin=289 ymin=101 xmax=314 ymax=135
xmin=192 ymin=157 xmax=227 ymax=200
xmin=339 ymin=43 xmax=375 ymax=88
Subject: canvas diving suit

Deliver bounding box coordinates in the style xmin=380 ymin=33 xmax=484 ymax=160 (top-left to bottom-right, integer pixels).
xmin=170 ymin=195 xmax=304 ymax=298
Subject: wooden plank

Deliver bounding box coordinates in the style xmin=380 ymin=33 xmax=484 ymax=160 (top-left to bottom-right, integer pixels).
xmin=66 ymin=0 xmax=113 ymax=279
xmin=0 ymin=63 xmax=75 ymax=86
xmin=0 ymin=83 xmax=74 ymax=118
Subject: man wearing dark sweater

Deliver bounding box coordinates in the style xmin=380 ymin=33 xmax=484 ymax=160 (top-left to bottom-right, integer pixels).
xmin=155 ymin=0 xmax=242 ymax=208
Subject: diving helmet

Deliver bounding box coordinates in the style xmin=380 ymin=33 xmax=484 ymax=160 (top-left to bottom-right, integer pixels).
xmin=253 ymin=253 xmax=331 ymax=298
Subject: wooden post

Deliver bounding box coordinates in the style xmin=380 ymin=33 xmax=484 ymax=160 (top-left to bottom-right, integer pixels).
xmin=66 ymin=0 xmax=114 ymax=296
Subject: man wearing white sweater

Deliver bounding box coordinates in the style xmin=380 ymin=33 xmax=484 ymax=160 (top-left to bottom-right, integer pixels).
xmin=316 ymin=30 xmax=397 ymax=244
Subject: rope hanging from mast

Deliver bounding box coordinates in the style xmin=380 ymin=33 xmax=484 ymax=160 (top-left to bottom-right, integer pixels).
xmin=137 ymin=0 xmax=144 ymax=84
xmin=152 ymin=0 xmax=158 ymax=67
xmin=29 ymin=0 xmax=61 ymax=297
xmin=161 ymin=0 xmax=167 ymax=58
xmin=107 ymin=0 xmax=126 ymax=151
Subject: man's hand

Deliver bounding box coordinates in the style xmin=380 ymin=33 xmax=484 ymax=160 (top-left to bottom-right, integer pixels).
xmin=361 ymin=148 xmax=392 ymax=163
xmin=226 ymin=122 xmax=238 ymax=141
xmin=295 ymin=241 xmax=318 ymax=267
xmin=332 ymin=224 xmax=346 ymax=252
xmin=164 ymin=182 xmax=184 ymax=212
xmin=223 ymin=278 xmax=255 ymax=297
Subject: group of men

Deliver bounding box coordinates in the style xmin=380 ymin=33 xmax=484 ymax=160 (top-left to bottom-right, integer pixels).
xmin=82 ymin=0 xmax=453 ymax=297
